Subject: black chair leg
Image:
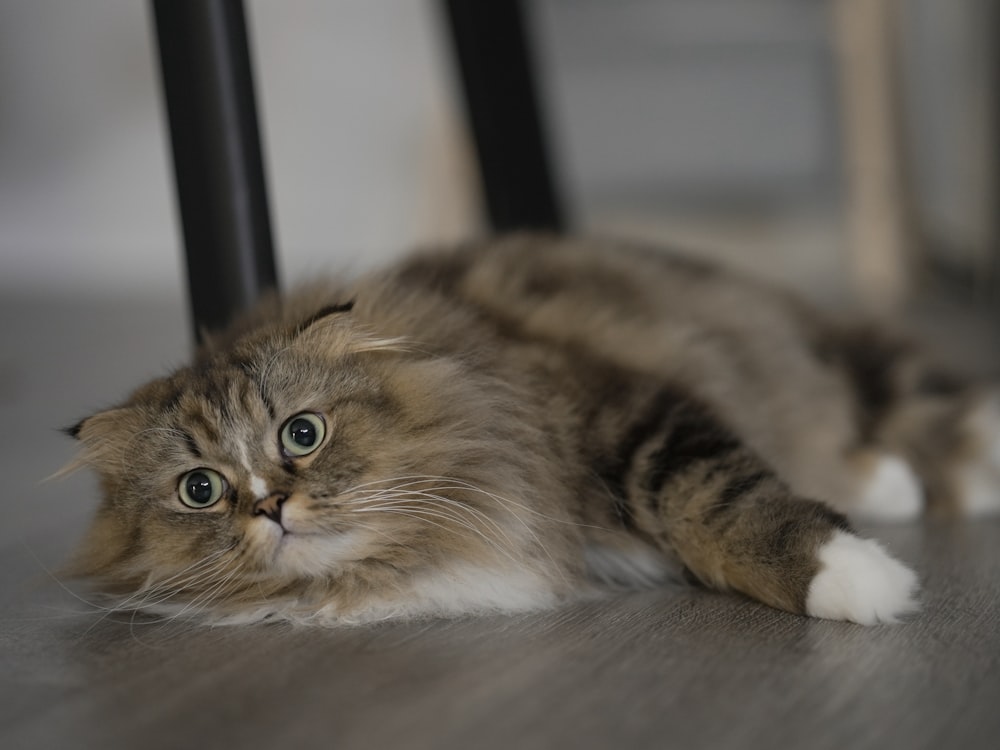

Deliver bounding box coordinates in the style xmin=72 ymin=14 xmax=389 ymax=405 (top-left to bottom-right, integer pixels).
xmin=442 ymin=0 xmax=565 ymax=232
xmin=151 ymin=0 xmax=278 ymax=341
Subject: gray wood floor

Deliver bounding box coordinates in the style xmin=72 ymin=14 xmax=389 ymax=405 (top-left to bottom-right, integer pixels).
xmin=2 ymin=294 xmax=999 ymax=750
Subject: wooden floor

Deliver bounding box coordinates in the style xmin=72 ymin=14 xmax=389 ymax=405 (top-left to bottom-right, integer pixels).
xmin=2 ymin=294 xmax=1000 ymax=750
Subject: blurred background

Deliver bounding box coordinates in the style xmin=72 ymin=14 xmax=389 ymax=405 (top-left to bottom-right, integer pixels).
xmin=0 ymin=0 xmax=995 ymax=309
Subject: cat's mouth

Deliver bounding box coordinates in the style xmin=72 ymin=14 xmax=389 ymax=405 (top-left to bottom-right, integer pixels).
xmin=267 ymin=498 xmax=331 ymax=538
xmin=250 ymin=517 xmax=314 ymax=547
xmin=266 ymin=524 xmax=367 ymax=575
xmin=274 ymin=521 xmax=318 ymax=538
xmin=273 ymin=517 xmax=347 ymax=541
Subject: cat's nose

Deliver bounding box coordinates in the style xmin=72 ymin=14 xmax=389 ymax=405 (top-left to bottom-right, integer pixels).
xmin=254 ymin=492 xmax=287 ymax=523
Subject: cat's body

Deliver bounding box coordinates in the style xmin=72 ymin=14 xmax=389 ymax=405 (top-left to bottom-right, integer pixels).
xmin=67 ymin=235 xmax=1000 ymax=626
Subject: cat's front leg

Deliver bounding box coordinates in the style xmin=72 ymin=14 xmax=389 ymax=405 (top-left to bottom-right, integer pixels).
xmin=626 ymin=397 xmax=919 ymax=624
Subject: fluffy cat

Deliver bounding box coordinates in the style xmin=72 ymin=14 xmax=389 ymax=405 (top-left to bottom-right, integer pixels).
xmin=64 ymin=235 xmax=1000 ymax=626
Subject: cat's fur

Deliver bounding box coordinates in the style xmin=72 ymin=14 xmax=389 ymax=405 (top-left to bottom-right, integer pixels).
xmin=64 ymin=235 xmax=1000 ymax=626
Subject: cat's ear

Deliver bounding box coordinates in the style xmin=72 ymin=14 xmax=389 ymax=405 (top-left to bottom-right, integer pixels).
xmin=63 ymin=408 xmax=134 ymax=442
xmin=294 ymin=299 xmax=409 ymax=355
xmin=63 ymin=417 xmax=90 ymax=441
xmin=294 ymin=300 xmax=355 ymax=337
xmin=55 ymin=407 xmax=139 ymax=477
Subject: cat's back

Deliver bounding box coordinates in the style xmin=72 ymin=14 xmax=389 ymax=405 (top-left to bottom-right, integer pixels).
xmin=364 ymin=234 xmax=825 ymax=377
xmin=359 ymin=235 xmax=856 ymax=503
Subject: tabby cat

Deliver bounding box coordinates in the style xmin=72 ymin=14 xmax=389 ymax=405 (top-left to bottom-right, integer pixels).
xmin=64 ymin=235 xmax=1000 ymax=626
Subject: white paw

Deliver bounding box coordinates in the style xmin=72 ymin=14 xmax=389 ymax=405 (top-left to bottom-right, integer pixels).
xmin=805 ymin=531 xmax=919 ymax=625
xmin=851 ymin=454 xmax=923 ymax=522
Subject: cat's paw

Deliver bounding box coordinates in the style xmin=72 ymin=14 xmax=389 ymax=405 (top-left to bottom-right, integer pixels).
xmin=805 ymin=531 xmax=919 ymax=625
xmin=851 ymin=454 xmax=924 ymax=522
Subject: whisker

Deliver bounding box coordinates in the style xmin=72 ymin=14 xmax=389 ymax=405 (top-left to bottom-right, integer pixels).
xmin=162 ymin=564 xmax=244 ymax=624
xmin=345 ymin=483 xmax=560 ymax=569
xmin=75 ymin=547 xmax=236 ymax=638
xmin=127 ymin=557 xmax=234 ymax=614
xmin=351 ymin=503 xmax=524 ymax=567
xmin=342 ymin=474 xmax=607 ymax=531
xmin=117 ymin=549 xmax=233 ymax=610
xmin=350 ymin=489 xmax=521 ymax=552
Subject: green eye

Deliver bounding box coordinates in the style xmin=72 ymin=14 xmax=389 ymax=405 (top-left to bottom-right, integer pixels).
xmin=178 ymin=469 xmax=227 ymax=509
xmin=280 ymin=412 xmax=326 ymax=457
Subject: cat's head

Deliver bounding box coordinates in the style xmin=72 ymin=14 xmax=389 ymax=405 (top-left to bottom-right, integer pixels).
xmin=63 ymin=298 xmax=548 ymax=624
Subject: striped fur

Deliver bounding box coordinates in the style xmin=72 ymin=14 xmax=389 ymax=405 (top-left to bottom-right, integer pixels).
xmin=64 ymin=235 xmax=994 ymax=626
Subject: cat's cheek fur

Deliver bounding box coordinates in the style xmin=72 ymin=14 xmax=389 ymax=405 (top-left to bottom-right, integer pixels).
xmin=278 ymin=533 xmax=369 ymax=578
xmin=805 ymin=531 xmax=920 ymax=625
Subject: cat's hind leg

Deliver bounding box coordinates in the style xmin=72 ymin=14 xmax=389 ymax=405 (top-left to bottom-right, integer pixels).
xmin=621 ymin=394 xmax=919 ymax=624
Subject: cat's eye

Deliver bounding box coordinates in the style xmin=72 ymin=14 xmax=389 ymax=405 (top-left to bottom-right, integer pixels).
xmin=178 ymin=469 xmax=227 ymax=509
xmin=280 ymin=412 xmax=326 ymax=458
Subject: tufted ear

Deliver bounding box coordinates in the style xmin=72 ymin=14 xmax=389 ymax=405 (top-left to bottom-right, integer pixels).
xmin=64 ymin=407 xmax=135 ymax=441
xmin=55 ymin=407 xmax=141 ymax=478
xmin=294 ymin=300 xmax=355 ymax=337
xmin=294 ymin=299 xmax=410 ymax=357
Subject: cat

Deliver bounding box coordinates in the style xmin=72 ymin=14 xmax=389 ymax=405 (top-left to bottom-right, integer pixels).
xmin=62 ymin=234 xmax=1000 ymax=626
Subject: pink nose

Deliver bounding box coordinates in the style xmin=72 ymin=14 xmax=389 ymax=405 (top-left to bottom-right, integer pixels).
xmin=254 ymin=493 xmax=287 ymax=523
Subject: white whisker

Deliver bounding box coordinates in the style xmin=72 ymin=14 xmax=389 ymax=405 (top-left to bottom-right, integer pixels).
xmin=351 ymin=503 xmax=524 ymax=567
xmin=163 ymin=564 xmax=244 ymax=623
xmin=350 ymin=488 xmax=521 ymax=552
xmin=341 ymin=479 xmax=572 ymax=581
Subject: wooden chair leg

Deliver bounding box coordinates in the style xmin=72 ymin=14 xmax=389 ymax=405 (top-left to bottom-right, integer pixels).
xmin=833 ymin=0 xmax=916 ymax=311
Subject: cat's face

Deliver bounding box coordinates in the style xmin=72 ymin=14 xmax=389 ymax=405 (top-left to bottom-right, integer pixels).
xmin=66 ymin=308 xmax=519 ymax=621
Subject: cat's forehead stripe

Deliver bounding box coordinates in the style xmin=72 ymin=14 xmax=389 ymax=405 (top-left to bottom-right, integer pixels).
xmin=233 ymin=357 xmax=278 ymax=419
xmin=181 ymin=406 xmax=221 ymax=444
xmin=180 ymin=429 xmax=202 ymax=459
xmin=182 ymin=365 xmax=271 ymax=438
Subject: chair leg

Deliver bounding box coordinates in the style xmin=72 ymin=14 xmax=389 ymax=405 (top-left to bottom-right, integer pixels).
xmin=151 ymin=0 xmax=278 ymax=341
xmin=441 ymin=0 xmax=565 ymax=232
xmin=833 ymin=0 xmax=915 ymax=311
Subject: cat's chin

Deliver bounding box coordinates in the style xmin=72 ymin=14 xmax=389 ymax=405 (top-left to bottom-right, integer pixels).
xmin=268 ymin=528 xmax=367 ymax=579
